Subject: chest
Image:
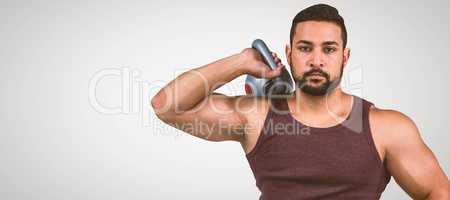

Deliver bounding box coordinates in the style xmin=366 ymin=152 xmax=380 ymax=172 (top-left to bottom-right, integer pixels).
xmin=248 ymin=133 xmax=384 ymax=186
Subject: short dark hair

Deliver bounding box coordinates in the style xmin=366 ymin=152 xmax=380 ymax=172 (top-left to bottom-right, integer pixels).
xmin=290 ymin=4 xmax=347 ymax=48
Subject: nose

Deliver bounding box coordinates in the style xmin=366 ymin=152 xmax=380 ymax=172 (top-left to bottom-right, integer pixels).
xmin=307 ymin=49 xmax=324 ymax=68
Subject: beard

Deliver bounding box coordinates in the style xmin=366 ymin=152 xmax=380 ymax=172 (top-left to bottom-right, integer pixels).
xmin=295 ymin=65 xmax=343 ymax=96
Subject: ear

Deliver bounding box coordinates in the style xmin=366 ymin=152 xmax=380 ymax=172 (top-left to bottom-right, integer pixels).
xmin=285 ymin=43 xmax=292 ymax=66
xmin=343 ymin=48 xmax=351 ymax=67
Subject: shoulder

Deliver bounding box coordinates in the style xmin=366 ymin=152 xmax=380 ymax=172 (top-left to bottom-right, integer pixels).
xmin=368 ymin=105 xmax=422 ymax=149
xmin=229 ymin=95 xmax=285 ymax=154
xmin=369 ymin=106 xmax=418 ymax=134
xmin=234 ymin=96 xmax=277 ymax=132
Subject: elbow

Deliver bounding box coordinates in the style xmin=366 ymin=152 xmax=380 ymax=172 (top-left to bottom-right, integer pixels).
xmin=151 ymin=93 xmax=175 ymax=122
xmin=151 ymin=89 xmax=170 ymax=112
xmin=151 ymin=94 xmax=163 ymax=110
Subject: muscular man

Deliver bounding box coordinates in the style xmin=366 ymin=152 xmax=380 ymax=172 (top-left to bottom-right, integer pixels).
xmin=151 ymin=4 xmax=449 ymax=199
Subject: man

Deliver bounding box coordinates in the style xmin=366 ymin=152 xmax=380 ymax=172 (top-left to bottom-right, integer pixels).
xmin=151 ymin=4 xmax=449 ymax=199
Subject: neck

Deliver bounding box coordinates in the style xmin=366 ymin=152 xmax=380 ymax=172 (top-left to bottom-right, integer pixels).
xmin=289 ymin=86 xmax=352 ymax=116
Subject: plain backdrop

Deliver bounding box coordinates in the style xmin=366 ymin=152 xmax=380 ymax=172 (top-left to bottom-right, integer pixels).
xmin=1 ymin=0 xmax=449 ymax=199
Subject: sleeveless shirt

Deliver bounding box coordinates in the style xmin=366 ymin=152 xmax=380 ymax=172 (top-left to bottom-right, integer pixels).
xmin=246 ymin=95 xmax=391 ymax=200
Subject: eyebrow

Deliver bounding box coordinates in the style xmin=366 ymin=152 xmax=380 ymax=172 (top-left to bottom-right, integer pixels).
xmin=296 ymin=40 xmax=339 ymax=46
xmin=323 ymin=41 xmax=339 ymax=46
xmin=296 ymin=40 xmax=313 ymax=45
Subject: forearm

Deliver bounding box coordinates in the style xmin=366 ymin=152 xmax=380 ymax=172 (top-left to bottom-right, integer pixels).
xmin=152 ymin=52 xmax=245 ymax=114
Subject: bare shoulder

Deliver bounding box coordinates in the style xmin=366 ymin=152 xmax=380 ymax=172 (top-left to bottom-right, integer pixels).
xmin=231 ymin=95 xmax=272 ymax=154
xmin=369 ymin=106 xmax=419 ymax=136
xmin=368 ymin=106 xmax=423 ymax=154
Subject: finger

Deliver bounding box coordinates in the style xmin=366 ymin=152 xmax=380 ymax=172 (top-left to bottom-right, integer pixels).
xmin=274 ymin=57 xmax=281 ymax=64
xmin=263 ymin=65 xmax=285 ymax=78
xmin=272 ymin=52 xmax=279 ymax=60
xmin=271 ymin=52 xmax=278 ymax=58
xmin=271 ymin=65 xmax=285 ymax=77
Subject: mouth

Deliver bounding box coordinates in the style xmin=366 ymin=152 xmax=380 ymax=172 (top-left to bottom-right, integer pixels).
xmin=307 ymin=74 xmax=325 ymax=79
xmin=308 ymin=77 xmax=324 ymax=84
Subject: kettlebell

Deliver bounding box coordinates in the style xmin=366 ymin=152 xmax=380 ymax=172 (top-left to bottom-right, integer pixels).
xmin=244 ymin=39 xmax=294 ymax=96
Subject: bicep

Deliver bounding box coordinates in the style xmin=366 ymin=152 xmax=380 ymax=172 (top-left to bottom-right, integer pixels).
xmin=159 ymin=93 xmax=247 ymax=142
xmin=384 ymin=112 xmax=449 ymax=199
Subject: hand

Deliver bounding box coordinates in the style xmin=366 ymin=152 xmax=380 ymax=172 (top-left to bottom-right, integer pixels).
xmin=238 ymin=48 xmax=285 ymax=79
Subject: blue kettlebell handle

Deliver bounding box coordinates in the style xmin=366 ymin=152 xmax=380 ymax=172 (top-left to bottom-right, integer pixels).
xmin=251 ymin=39 xmax=278 ymax=70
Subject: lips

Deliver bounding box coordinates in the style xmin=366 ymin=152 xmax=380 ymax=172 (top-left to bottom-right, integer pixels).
xmin=308 ymin=73 xmax=324 ymax=77
xmin=303 ymin=70 xmax=329 ymax=80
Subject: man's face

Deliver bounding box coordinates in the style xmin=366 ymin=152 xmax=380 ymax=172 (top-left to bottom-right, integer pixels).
xmin=286 ymin=21 xmax=350 ymax=96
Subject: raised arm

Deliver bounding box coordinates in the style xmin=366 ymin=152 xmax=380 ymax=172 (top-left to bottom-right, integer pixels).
xmin=151 ymin=49 xmax=285 ymax=141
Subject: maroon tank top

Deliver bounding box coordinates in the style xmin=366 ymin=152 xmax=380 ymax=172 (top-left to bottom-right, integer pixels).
xmin=246 ymin=95 xmax=391 ymax=200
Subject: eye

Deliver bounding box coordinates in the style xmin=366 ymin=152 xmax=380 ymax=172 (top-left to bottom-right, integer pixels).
xmin=297 ymin=46 xmax=311 ymax=52
xmin=324 ymin=47 xmax=336 ymax=54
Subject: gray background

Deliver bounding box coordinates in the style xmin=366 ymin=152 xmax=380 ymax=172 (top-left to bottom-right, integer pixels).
xmin=1 ymin=0 xmax=449 ymax=199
